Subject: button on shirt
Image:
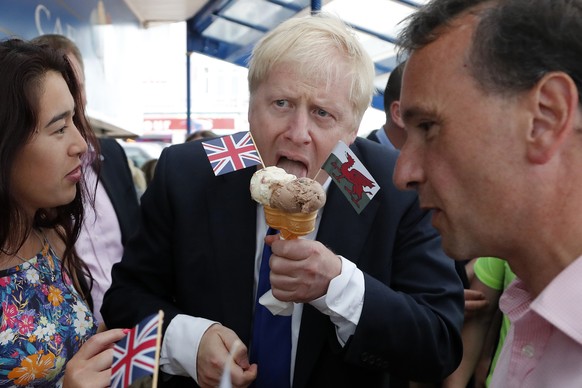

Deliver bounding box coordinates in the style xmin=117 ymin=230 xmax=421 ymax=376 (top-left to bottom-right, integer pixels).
xmin=490 ymin=256 xmax=582 ymax=387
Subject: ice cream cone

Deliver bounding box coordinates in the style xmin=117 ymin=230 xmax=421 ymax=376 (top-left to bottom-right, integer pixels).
xmin=263 ymin=205 xmax=317 ymax=240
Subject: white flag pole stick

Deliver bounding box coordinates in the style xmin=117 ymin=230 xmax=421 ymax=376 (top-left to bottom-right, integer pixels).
xmin=248 ymin=131 xmax=265 ymax=168
xmin=151 ymin=310 xmax=165 ymax=388
xmin=219 ymin=340 xmax=242 ymax=388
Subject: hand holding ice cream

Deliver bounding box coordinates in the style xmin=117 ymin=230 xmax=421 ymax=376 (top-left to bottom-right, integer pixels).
xmin=250 ymin=166 xmax=330 ymax=315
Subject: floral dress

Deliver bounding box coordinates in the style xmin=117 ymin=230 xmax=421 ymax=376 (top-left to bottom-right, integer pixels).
xmin=0 ymin=238 xmax=96 ymax=387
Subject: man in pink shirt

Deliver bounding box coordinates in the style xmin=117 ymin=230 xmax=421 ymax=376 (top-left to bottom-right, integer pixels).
xmin=394 ymin=0 xmax=582 ymax=386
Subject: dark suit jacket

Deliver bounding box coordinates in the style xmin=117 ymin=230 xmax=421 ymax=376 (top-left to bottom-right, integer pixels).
xmin=97 ymin=138 xmax=140 ymax=244
xmin=366 ymin=129 xmax=381 ymax=143
xmin=102 ymin=137 xmax=464 ymax=388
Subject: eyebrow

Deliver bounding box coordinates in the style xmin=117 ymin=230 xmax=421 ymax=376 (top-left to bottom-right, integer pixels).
xmin=401 ymin=106 xmax=437 ymax=123
xmin=44 ymin=111 xmax=71 ymax=128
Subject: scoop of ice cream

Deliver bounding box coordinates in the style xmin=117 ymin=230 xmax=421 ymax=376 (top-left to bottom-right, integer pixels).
xmin=250 ymin=166 xmax=296 ymax=205
xmin=270 ymin=177 xmax=326 ymax=213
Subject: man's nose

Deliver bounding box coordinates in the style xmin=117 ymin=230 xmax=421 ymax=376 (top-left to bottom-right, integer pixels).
xmin=393 ymin=142 xmax=423 ymax=191
xmin=285 ymin=110 xmax=311 ymax=144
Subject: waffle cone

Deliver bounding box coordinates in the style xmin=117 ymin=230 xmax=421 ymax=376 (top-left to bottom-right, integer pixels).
xmin=263 ymin=205 xmax=317 ymax=240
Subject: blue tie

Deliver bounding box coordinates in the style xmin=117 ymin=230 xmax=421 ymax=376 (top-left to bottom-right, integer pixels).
xmin=250 ymin=228 xmax=292 ymax=388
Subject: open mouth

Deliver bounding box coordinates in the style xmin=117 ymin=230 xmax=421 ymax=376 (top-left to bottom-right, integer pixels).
xmin=277 ymin=156 xmax=308 ymax=178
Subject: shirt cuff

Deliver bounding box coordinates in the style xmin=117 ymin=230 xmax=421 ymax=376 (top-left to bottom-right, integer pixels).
xmin=159 ymin=314 xmax=218 ymax=382
xmin=310 ymin=256 xmax=364 ymax=345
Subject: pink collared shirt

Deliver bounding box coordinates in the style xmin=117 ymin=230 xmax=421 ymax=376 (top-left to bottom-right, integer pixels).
xmin=491 ymin=256 xmax=582 ymax=387
xmin=76 ymin=167 xmax=124 ymax=325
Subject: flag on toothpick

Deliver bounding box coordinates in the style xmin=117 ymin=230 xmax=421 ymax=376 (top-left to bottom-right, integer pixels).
xmin=111 ymin=310 xmax=164 ymax=388
xmin=322 ymin=141 xmax=380 ymax=214
xmin=202 ymin=131 xmax=262 ymax=176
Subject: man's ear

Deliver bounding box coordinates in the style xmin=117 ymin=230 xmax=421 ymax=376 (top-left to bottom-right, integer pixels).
xmin=527 ymin=72 xmax=579 ymax=164
xmin=390 ymin=101 xmax=404 ymax=128
xmin=345 ymin=126 xmax=358 ymax=145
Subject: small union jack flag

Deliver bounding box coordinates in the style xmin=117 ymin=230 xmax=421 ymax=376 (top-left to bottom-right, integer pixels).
xmin=202 ymin=131 xmax=262 ymax=176
xmin=111 ymin=311 xmax=164 ymax=388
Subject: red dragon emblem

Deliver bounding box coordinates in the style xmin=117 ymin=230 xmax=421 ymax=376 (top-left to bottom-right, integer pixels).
xmin=331 ymin=152 xmax=376 ymax=205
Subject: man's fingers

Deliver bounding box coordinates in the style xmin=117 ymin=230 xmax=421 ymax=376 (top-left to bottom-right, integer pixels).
xmin=198 ymin=326 xmax=254 ymax=388
xmin=230 ymin=340 xmax=249 ymax=369
xmin=232 ymin=363 xmax=258 ymax=387
xmin=464 ymin=288 xmax=486 ymax=300
xmin=228 ymin=340 xmax=257 ymax=387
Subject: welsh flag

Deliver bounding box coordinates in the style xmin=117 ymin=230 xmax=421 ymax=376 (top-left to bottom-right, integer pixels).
xmin=322 ymin=141 xmax=379 ymax=214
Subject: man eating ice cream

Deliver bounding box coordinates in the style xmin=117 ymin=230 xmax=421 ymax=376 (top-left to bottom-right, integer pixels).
xmin=102 ymin=13 xmax=464 ymax=388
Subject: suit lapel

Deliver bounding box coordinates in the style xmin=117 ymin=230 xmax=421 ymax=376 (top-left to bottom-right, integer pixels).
xmin=366 ymin=130 xmax=380 ymax=143
xmin=294 ymin=143 xmax=380 ymax=387
xmin=96 ymin=139 xmax=117 ymax=201
xmin=95 ymin=139 xmax=133 ymax=242
xmin=207 ymin=168 xmax=258 ymax=343
xmin=318 ymin=142 xmax=380 ymax=264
